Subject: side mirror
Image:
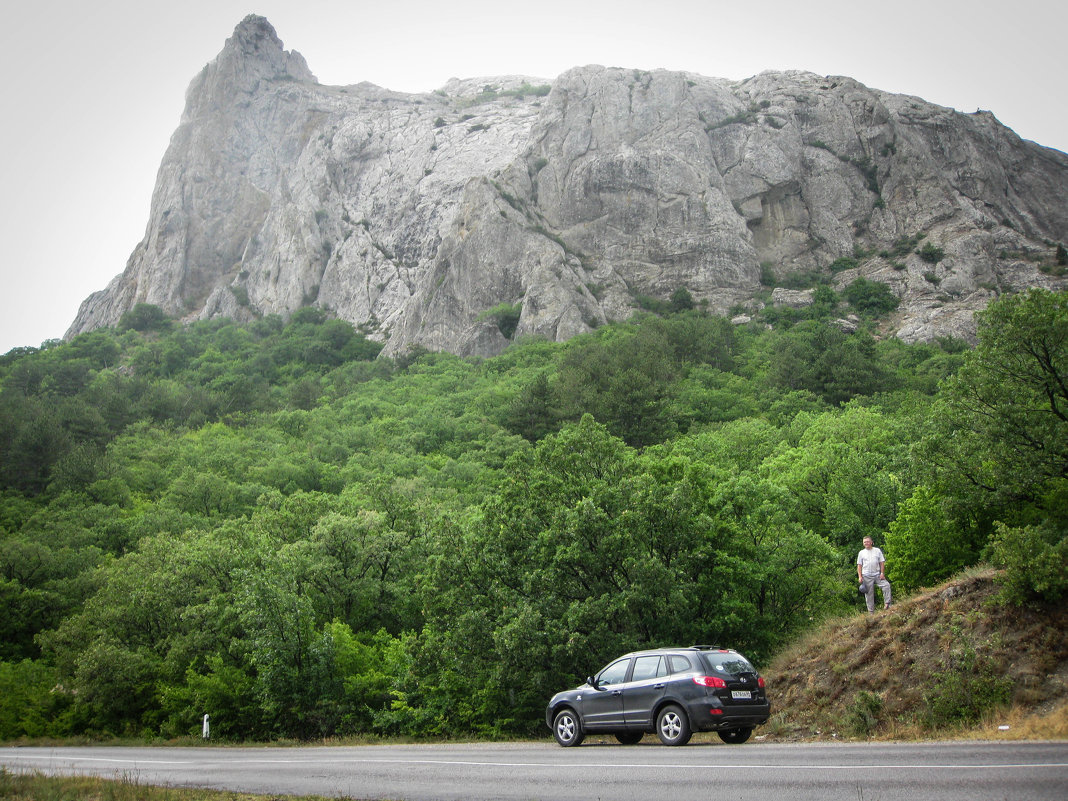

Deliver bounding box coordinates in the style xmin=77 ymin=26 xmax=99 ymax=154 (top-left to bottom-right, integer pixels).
xmin=587 ymin=676 xmax=599 ymax=689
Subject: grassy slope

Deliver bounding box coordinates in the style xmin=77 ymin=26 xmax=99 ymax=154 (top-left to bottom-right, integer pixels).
xmin=760 ymin=567 xmax=1068 ymax=741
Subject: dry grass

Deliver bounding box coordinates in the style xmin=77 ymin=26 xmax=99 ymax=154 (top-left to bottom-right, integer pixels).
xmin=0 ymin=770 xmax=367 ymax=801
xmin=761 ymin=567 xmax=1068 ymax=741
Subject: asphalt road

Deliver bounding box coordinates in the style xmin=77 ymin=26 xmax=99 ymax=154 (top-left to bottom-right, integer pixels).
xmin=2 ymin=739 xmax=1066 ymax=801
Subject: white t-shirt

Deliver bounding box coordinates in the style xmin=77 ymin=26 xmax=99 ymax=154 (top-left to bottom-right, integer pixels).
xmin=857 ymin=546 xmax=885 ymax=577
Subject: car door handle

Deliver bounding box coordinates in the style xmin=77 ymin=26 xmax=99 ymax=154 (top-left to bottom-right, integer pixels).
xmin=611 ymin=690 xmax=622 ymax=696
xmin=653 ymin=683 xmax=666 ymax=689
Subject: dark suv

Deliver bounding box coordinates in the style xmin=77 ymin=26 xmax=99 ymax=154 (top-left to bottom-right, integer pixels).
xmin=545 ymin=645 xmax=770 ymax=746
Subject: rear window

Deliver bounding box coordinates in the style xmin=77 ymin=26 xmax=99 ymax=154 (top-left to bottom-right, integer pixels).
xmin=700 ymin=652 xmax=757 ymax=676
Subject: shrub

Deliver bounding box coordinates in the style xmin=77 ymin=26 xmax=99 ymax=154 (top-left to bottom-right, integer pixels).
xmin=919 ymin=243 xmax=945 ymax=264
xmin=810 ymin=285 xmax=839 ymax=318
xmin=477 ymin=302 xmax=523 ymax=340
xmin=505 ymin=83 xmax=551 ymax=98
xmin=923 ymin=639 xmax=1012 ymax=728
xmin=230 ymin=286 xmax=250 ymax=308
xmin=118 ymin=303 xmax=172 ymax=333
xmin=851 ymin=157 xmax=880 ymax=194
xmin=779 ymin=269 xmax=828 ymax=290
xmin=634 ymin=294 xmax=671 ymax=315
xmin=881 ymin=233 xmax=924 ymax=259
xmin=935 ymin=335 xmax=969 ymax=354
xmin=846 ymin=690 xmax=883 ymax=737
xmin=0 ymin=659 xmax=70 ymax=738
xmin=841 ymin=277 xmax=899 ymax=316
xmin=829 ymin=257 xmax=859 ymax=273
xmin=885 ymin=486 xmax=978 ymax=591
xmin=707 ymin=104 xmax=762 ymax=130
xmin=989 ymin=521 xmax=1068 ymax=604
xmin=670 ymin=287 xmax=695 ymax=312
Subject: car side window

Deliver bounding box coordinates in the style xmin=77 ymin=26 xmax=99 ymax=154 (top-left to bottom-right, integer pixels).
xmin=667 ymin=655 xmax=693 ymax=674
xmin=630 ymin=656 xmax=662 ymax=682
xmin=597 ymin=658 xmax=631 ymax=686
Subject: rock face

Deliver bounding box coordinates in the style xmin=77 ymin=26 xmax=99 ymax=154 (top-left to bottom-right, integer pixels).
xmin=68 ymin=15 xmax=1068 ymax=355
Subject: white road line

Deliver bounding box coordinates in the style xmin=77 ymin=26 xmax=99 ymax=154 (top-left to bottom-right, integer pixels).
xmin=3 ymin=757 xmax=191 ymax=765
xmin=296 ymin=759 xmax=1063 ymax=770
xmin=5 ymin=755 xmax=1066 ymax=771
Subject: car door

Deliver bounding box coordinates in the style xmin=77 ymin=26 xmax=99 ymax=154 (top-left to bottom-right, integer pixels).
xmin=622 ymin=655 xmax=668 ymax=727
xmin=582 ymin=658 xmax=631 ymax=729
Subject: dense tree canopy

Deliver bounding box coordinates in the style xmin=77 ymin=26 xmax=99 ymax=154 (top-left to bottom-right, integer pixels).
xmin=0 ymin=289 xmax=1063 ymax=741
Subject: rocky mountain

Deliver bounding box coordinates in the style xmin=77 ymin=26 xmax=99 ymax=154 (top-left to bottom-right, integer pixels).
xmin=68 ymin=15 xmax=1068 ymax=356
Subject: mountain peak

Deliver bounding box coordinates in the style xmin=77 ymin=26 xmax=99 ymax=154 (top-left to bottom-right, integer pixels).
xmin=220 ymin=14 xmax=314 ymax=82
xmin=226 ymin=14 xmax=283 ymax=59
xmin=180 ymin=15 xmax=314 ymax=120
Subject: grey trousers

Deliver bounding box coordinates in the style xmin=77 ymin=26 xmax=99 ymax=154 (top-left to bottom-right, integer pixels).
xmin=860 ymin=575 xmax=892 ymax=611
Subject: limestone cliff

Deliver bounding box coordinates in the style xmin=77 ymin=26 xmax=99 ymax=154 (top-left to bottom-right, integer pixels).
xmin=68 ymin=15 xmax=1068 ymax=355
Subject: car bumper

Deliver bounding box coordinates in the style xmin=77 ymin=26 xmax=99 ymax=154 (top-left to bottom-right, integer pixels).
xmin=687 ymin=701 xmax=771 ymax=731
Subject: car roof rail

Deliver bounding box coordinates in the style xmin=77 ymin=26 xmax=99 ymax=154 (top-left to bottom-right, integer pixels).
xmin=690 ymin=644 xmax=723 ymax=650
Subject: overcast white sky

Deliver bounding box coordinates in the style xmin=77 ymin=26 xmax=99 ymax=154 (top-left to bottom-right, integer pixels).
xmin=1 ymin=0 xmax=1065 ymax=354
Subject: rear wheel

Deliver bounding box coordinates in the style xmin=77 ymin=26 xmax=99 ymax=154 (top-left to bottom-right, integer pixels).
xmin=553 ymin=709 xmax=585 ymax=747
xmin=717 ymin=727 xmax=753 ymax=744
xmin=655 ymin=704 xmax=692 ymax=746
xmin=615 ymin=731 xmax=643 ymax=745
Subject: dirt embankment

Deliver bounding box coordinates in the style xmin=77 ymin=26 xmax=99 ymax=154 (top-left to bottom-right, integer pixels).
xmin=761 ymin=568 xmax=1068 ymax=741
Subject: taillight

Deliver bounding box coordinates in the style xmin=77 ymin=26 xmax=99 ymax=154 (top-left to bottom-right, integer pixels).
xmin=693 ymin=675 xmax=728 ymax=688
xmin=758 ymin=677 xmax=766 ymax=688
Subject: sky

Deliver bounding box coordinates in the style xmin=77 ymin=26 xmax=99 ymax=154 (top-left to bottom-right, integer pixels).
xmin=1 ymin=0 xmax=1065 ymax=354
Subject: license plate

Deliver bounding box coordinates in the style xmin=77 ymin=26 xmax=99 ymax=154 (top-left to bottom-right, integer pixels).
xmin=731 ymin=690 xmax=752 ymax=699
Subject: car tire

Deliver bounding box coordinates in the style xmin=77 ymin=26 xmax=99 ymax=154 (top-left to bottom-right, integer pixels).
xmin=553 ymin=709 xmax=585 ymax=747
xmin=615 ymin=732 xmax=643 ymax=745
xmin=717 ymin=727 xmax=753 ymax=744
xmin=655 ymin=704 xmax=692 ymax=746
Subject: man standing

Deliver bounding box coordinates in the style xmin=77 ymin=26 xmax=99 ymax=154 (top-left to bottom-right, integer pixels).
xmin=857 ymin=536 xmax=892 ymax=612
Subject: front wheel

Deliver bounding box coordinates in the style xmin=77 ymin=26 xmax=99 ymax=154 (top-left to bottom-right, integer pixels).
xmin=553 ymin=709 xmax=585 ymax=747
xmin=655 ymin=704 xmax=692 ymax=746
xmin=717 ymin=727 xmax=753 ymax=744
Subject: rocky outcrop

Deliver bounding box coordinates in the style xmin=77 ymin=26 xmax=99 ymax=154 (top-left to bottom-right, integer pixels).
xmin=68 ymin=15 xmax=1068 ymax=355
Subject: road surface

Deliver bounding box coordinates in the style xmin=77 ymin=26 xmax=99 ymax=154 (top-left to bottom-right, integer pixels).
xmin=2 ymin=739 xmax=1066 ymax=800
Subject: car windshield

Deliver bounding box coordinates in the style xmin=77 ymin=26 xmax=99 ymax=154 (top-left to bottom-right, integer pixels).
xmin=700 ymin=652 xmax=756 ymax=675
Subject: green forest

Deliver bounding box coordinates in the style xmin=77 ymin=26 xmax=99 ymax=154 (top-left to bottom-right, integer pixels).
xmin=0 ymin=288 xmax=1065 ymax=742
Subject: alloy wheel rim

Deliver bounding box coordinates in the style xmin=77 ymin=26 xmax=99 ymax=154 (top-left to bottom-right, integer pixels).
xmin=557 ymin=716 xmax=575 ymax=741
xmin=661 ymin=713 xmax=681 ymax=739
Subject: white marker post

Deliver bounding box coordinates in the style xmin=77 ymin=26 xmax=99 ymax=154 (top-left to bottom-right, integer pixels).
xmin=202 ymin=713 xmax=210 ymax=740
